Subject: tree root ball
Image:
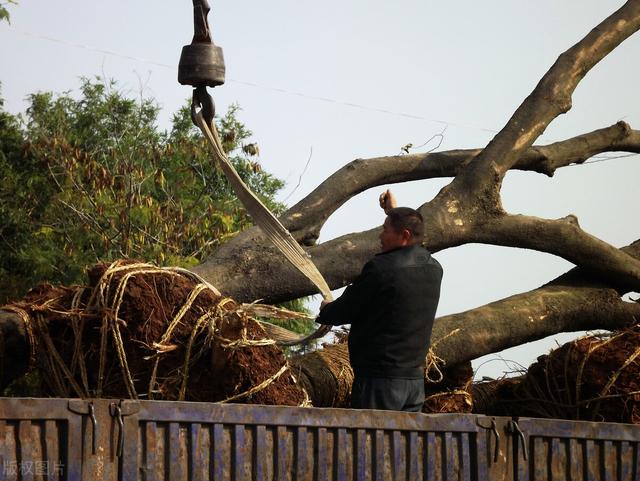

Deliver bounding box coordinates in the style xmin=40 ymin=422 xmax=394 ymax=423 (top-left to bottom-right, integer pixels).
xmin=486 ymin=328 xmax=640 ymax=423
xmin=471 ymin=377 xmax=522 ymax=416
xmin=3 ymin=261 xmax=307 ymax=406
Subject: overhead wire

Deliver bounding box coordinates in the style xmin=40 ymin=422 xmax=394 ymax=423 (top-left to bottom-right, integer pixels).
xmin=8 ymin=27 xmax=500 ymax=134
xmin=7 ymin=28 xmax=637 ymax=168
xmin=580 ymin=152 xmax=639 ymax=165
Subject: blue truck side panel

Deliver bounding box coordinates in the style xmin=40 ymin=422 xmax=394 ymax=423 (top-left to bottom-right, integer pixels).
xmin=0 ymin=398 xmax=639 ymax=480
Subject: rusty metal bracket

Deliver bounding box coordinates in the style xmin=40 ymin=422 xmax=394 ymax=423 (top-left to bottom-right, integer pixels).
xmin=88 ymin=402 xmax=98 ymax=455
xmin=67 ymin=399 xmax=99 ymax=455
xmin=507 ymin=420 xmax=528 ymax=461
xmin=109 ymin=400 xmax=140 ymax=458
xmin=477 ymin=417 xmax=501 ymax=463
xmin=110 ymin=402 xmax=125 ymax=458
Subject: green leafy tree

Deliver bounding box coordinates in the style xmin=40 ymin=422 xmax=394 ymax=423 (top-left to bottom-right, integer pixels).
xmin=0 ymin=78 xmax=286 ymax=304
xmin=0 ymin=0 xmax=17 ymax=23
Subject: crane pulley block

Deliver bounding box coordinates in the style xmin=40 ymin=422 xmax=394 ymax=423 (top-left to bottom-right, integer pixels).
xmin=178 ymin=0 xmax=225 ymax=88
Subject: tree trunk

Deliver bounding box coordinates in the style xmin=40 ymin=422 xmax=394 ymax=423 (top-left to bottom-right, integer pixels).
xmin=193 ymin=123 xmax=640 ymax=304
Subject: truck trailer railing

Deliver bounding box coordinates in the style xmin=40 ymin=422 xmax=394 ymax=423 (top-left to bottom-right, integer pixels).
xmin=1 ymin=397 xmax=639 ymax=480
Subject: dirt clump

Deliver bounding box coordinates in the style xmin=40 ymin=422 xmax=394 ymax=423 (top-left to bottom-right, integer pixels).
xmin=210 ymin=312 xmax=307 ymax=405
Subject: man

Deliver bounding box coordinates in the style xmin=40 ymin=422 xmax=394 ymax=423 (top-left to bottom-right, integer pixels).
xmin=317 ymin=190 xmax=443 ymax=412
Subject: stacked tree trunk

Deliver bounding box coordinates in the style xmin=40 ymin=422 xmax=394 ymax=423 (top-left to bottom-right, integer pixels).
xmin=2 ymin=262 xmax=640 ymax=422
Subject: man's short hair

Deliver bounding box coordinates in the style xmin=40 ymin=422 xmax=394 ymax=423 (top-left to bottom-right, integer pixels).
xmin=387 ymin=207 xmax=424 ymax=239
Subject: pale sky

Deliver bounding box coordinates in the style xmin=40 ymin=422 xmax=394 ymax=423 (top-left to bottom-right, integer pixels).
xmin=1 ymin=1 xmax=638 ymax=379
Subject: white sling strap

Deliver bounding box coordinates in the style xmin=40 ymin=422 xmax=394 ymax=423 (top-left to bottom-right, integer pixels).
xmin=194 ymin=112 xmax=332 ymax=345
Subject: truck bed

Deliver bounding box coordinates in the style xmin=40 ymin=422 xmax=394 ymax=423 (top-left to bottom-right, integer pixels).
xmin=0 ymin=397 xmax=639 ymax=480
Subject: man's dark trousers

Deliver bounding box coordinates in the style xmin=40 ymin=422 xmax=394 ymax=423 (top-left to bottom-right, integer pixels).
xmin=351 ymin=376 xmax=424 ymax=412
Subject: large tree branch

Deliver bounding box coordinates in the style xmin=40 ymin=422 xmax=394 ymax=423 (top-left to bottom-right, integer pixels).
xmin=415 ymin=2 xmax=640 ymax=265
xmin=437 ymin=286 xmax=639 ymax=364
xmin=431 ymin=240 xmax=640 ymax=366
xmin=282 ymin=122 xmax=639 ymax=244
xmin=194 ymin=123 xmax=640 ymax=302
xmin=518 ymin=122 xmax=640 ymax=175
xmin=194 ymin=209 xmax=640 ymax=304
xmin=455 ymin=0 xmax=640 ymax=189
xmin=470 ymin=214 xmax=640 ymax=291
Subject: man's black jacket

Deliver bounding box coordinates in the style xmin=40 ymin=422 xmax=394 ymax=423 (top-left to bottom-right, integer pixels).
xmin=317 ymin=244 xmax=443 ymax=379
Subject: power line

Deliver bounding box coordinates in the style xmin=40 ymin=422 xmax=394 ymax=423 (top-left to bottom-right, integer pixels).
xmin=583 ymin=152 xmax=639 ymax=164
xmin=552 ymin=152 xmax=639 ymax=170
xmin=9 ymin=27 xmax=500 ymax=134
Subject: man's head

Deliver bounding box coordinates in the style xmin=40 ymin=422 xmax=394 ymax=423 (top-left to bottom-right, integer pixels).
xmin=379 ymin=207 xmax=424 ymax=252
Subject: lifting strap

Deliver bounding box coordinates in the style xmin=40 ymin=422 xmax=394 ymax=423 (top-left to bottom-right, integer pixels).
xmin=193 ymin=111 xmax=332 ymax=346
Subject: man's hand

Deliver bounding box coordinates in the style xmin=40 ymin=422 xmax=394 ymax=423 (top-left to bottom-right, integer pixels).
xmin=379 ymin=189 xmax=397 ymax=214
xmin=320 ymin=299 xmax=332 ymax=310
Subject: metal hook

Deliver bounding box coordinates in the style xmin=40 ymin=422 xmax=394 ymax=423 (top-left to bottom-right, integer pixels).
xmin=191 ymin=86 xmax=215 ymax=129
xmin=110 ymin=402 xmax=125 ymax=458
xmin=507 ymin=420 xmax=528 ymax=461
xmin=476 ymin=418 xmax=501 ymax=463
